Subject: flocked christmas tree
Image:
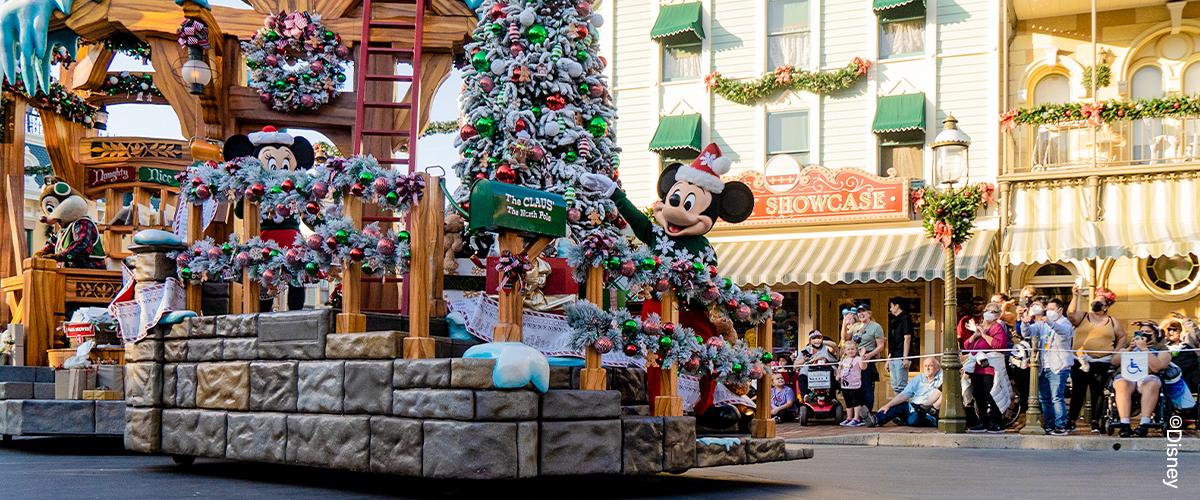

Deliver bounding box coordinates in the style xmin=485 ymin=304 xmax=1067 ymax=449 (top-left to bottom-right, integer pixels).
xmin=453 ymin=0 xmax=621 ymax=243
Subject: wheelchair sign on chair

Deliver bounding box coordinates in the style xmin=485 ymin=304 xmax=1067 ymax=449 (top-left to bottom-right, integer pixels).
xmin=1121 ymin=351 xmax=1149 ymax=382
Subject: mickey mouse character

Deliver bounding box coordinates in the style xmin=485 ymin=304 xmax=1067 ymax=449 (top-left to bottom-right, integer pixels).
xmin=224 ymin=126 xmax=315 ymax=311
xmin=35 ymin=177 xmax=107 ymax=269
xmin=583 ymin=143 xmax=755 ymax=427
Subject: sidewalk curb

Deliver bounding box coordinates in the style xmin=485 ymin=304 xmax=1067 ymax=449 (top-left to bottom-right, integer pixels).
xmin=784 ymin=432 xmax=1200 ymax=453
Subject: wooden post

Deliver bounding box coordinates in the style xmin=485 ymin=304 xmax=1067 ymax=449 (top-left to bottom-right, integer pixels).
xmin=428 ymin=177 xmax=447 ymax=319
xmin=580 ymin=266 xmax=607 ymax=390
xmin=653 ymin=291 xmax=683 ymax=417
xmin=22 ymin=258 xmax=64 ymax=367
xmin=751 ymin=318 xmax=776 ymax=438
xmin=185 ymin=204 xmax=203 ymax=313
xmin=240 ymin=201 xmax=260 ymax=313
xmin=404 ymin=172 xmax=437 ymax=359
xmin=493 ymin=231 xmax=524 ymax=342
xmin=0 ymin=95 xmax=26 ymax=282
xmin=338 ymin=195 xmax=367 ymax=333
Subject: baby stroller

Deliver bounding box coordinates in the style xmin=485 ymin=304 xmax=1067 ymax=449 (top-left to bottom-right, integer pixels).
xmin=797 ymin=365 xmax=844 ymax=426
xmin=1097 ymin=365 xmax=1175 ymax=436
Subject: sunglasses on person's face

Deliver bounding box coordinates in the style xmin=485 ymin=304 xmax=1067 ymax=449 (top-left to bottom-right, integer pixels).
xmin=1167 ymin=327 xmax=1181 ymax=332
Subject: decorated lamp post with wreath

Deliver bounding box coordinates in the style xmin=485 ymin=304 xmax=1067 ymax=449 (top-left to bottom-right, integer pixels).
xmin=912 ymin=113 xmax=994 ymax=435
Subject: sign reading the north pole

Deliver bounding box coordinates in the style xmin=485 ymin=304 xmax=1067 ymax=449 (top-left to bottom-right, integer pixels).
xmin=721 ymin=161 xmax=910 ymax=227
xmin=469 ymin=180 xmax=567 ymax=237
xmin=88 ymin=166 xmax=137 ymax=187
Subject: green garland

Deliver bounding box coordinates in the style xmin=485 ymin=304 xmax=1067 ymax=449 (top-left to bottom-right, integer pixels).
xmin=421 ymin=120 xmax=458 ymax=137
xmin=911 ymin=183 xmax=993 ymax=252
xmin=104 ymin=37 xmax=152 ymax=62
xmin=1000 ymin=94 xmax=1200 ymax=130
xmin=1081 ymin=63 xmax=1111 ymax=89
xmin=704 ymin=57 xmax=871 ymax=106
xmin=2 ymin=75 xmax=100 ymax=126
xmin=25 ymin=165 xmax=54 ymax=178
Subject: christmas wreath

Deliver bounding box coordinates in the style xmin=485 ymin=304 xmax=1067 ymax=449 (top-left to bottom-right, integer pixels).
xmin=242 ymin=11 xmax=351 ymax=112
xmin=911 ymin=182 xmax=994 ymax=253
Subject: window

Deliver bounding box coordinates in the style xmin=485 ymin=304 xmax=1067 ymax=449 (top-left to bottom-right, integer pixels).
xmin=662 ymin=43 xmax=701 ymax=81
xmin=768 ymin=0 xmax=810 ymax=69
xmin=1185 ymin=62 xmax=1200 ymax=94
xmin=1139 ymin=254 xmax=1200 ymax=300
xmin=767 ymin=110 xmax=810 ymax=165
xmin=880 ymin=143 xmax=922 ymax=179
xmin=878 ymin=3 xmax=925 ymax=59
xmin=1032 ymin=75 xmax=1072 ymax=166
xmin=1130 ymin=66 xmax=1164 ymax=163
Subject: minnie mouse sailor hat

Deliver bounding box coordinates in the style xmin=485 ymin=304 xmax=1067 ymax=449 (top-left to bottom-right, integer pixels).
xmin=675 ymin=142 xmax=733 ymax=193
xmin=248 ymin=125 xmax=295 ymax=146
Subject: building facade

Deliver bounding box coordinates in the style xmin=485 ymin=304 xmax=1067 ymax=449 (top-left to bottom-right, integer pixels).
xmin=1001 ymin=0 xmax=1200 ymax=322
xmin=601 ymin=0 xmax=1008 ymax=398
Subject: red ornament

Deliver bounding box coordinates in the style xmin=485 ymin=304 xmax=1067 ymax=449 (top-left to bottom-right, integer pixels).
xmin=623 ymin=343 xmax=639 ymax=357
xmin=546 ymin=94 xmax=566 ymax=111
xmin=593 ymin=336 xmax=614 ymax=354
xmin=306 ymin=234 xmax=323 ymax=249
xmin=576 ymin=1 xmax=591 ymax=15
xmin=191 ymin=177 xmax=203 ymax=187
xmin=489 ymin=3 xmax=506 ymax=18
xmin=376 ymin=238 xmax=396 ymax=256
xmin=281 ymin=179 xmax=295 ymax=192
xmin=756 ymin=300 xmax=770 ymax=312
xmin=530 ymin=147 xmax=545 ymax=161
xmin=510 ymin=44 xmax=522 ymax=57
xmin=589 ymin=84 xmax=603 ymax=98
xmin=260 ymin=247 xmax=273 ymax=260
xmin=641 ymin=321 xmax=661 ymax=336
xmin=194 ymin=184 xmax=211 ymax=200
xmin=460 ymin=124 xmax=478 ymax=140
xmin=704 ymin=336 xmax=725 ymax=349
xmin=662 ymin=323 xmax=676 ymax=334
xmin=326 ymin=236 xmax=339 ymax=249
xmin=619 ymin=261 xmax=637 ymax=277
xmin=306 ymin=201 xmax=322 ymax=215
xmin=1174 ymin=102 xmax=1181 ymax=109
xmin=349 ymin=248 xmax=365 ymax=261
xmin=496 ymin=164 xmax=517 ymax=184
xmin=514 ymin=119 xmax=527 ymax=132
xmin=275 ymin=205 xmax=290 ymax=218
xmin=372 ymin=177 xmax=390 ymax=195
xmin=655 ymin=277 xmax=670 ymax=292
xmin=350 ymin=183 xmax=365 ymax=196
xmin=736 ymin=304 xmax=753 ymax=321
xmin=311 ymin=181 xmax=329 ymax=197
xmin=701 ymin=285 xmax=720 ymax=301
xmin=726 ymin=299 xmax=740 ymax=311
xmin=250 ymin=183 xmax=265 ymax=197
xmin=567 ymin=208 xmax=581 ymax=223
xmin=683 ymin=355 xmax=701 ymax=373
xmin=286 ymin=248 xmax=301 ymax=265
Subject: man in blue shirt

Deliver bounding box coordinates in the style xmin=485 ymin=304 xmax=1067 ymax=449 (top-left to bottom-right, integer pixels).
xmin=867 ymin=356 xmax=943 ymax=427
xmin=1022 ymin=297 xmax=1075 ymax=435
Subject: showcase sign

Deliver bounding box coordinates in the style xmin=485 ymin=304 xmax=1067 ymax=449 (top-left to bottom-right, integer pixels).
xmin=723 ymin=164 xmax=910 ymax=227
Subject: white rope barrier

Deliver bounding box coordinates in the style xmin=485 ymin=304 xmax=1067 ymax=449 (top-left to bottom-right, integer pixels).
xmin=772 ymin=347 xmax=1200 ymax=369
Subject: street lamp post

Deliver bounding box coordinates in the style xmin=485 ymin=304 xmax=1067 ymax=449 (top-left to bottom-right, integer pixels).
xmin=932 ymin=114 xmax=969 ymax=434
xmin=1019 ymin=333 xmax=1046 ymax=434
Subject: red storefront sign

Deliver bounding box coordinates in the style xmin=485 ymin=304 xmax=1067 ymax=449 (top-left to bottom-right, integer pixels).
xmin=88 ymin=166 xmax=137 ymax=188
xmin=723 ymin=161 xmax=910 ymax=228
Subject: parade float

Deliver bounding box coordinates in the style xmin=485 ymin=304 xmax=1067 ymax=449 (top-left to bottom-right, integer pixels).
xmin=0 ymin=0 xmax=810 ymax=476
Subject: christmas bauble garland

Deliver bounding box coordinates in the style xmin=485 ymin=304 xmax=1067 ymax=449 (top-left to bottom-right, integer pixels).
xmin=565 ymin=303 xmax=768 ymax=386
xmin=999 ymin=94 xmax=1200 ymax=130
xmin=704 ymin=58 xmax=872 ymax=106
xmin=2 ymin=75 xmax=100 ymax=126
xmin=242 ymin=11 xmax=351 ymax=112
xmin=910 ymin=182 xmax=994 ymax=253
xmin=98 ymin=72 xmax=162 ymax=101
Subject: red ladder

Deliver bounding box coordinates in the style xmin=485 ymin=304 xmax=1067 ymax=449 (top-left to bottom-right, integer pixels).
xmin=352 ymin=0 xmax=425 ymax=174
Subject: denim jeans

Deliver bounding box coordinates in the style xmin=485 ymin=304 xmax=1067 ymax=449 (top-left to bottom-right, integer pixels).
xmin=888 ymin=359 xmax=909 ymax=395
xmin=1039 ymin=368 xmax=1070 ymax=429
xmin=876 ymin=403 xmax=937 ymax=427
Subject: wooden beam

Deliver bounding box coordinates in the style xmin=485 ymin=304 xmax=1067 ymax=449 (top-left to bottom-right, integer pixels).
xmin=750 ymin=319 xmax=776 ymax=438
xmin=70 ymin=45 xmax=117 ymax=92
xmin=404 ymin=172 xmax=437 ymax=359
xmin=22 ymin=258 xmax=64 ymax=367
xmin=146 ymin=37 xmax=202 ymax=139
xmin=6 ymin=176 xmax=30 ymax=273
xmin=228 ymin=86 xmax=358 ymax=129
xmin=580 ymin=266 xmax=607 ymax=390
xmin=37 ymin=109 xmax=89 ymax=189
xmin=0 ymin=95 xmax=27 ymax=281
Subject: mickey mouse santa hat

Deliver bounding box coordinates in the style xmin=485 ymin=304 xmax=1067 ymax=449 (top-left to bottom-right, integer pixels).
xmin=675 ymin=143 xmax=733 ymax=193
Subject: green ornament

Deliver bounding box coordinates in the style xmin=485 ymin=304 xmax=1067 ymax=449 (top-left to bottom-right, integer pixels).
xmin=269 ymin=186 xmax=282 ymax=194
xmin=270 ymin=250 xmax=280 ymax=257
xmin=385 ymin=191 xmax=399 ymax=204
xmin=488 ymin=157 xmax=499 ymax=165
xmin=761 ymin=352 xmax=774 ymax=363
xmin=335 ymin=73 xmax=347 ymax=83
xmin=691 ymin=261 xmax=703 ymax=273
xmin=358 ymin=171 xmax=374 ymax=183
xmin=471 ymin=51 xmax=489 ymax=71
xmin=586 ymin=117 xmax=607 ymax=137
xmin=476 ymin=116 xmax=497 ymax=136
xmin=732 ymin=363 xmax=744 ymax=373
xmin=658 ymin=336 xmax=673 ymax=350
xmin=335 ymin=230 xmax=349 ymax=244
xmin=694 ymin=335 xmax=702 ymax=344
xmin=564 ymin=187 xmax=576 ymax=202
xmin=490 ymin=23 xmax=504 ymax=36
xmin=324 ymin=30 xmax=334 ymax=38
xmin=180 ymin=267 xmax=192 ymax=280
xmin=565 ymin=151 xmax=578 ymax=162
xmin=362 ymin=263 xmax=375 ymax=275
xmin=579 ymin=83 xmax=588 ymax=94
xmin=605 ymin=257 xmax=621 ymax=269
xmin=247 ymin=61 xmax=258 ymax=69
xmin=222 ymin=243 xmax=233 ymax=255
xmin=265 ymin=31 xmax=279 ymax=41
xmin=302 ymin=73 xmax=312 ymax=83
xmin=464 ymin=148 xmax=475 ymax=158
xmin=622 ymin=319 xmax=638 ymax=332
xmin=396 ymin=230 xmax=410 ymax=241
xmin=526 ymin=24 xmax=548 ymax=44
xmin=189 ymin=188 xmax=197 ymax=197
xmin=641 ymin=257 xmax=657 ymax=270
xmin=305 ymin=262 xmax=319 ymax=275
xmin=531 ymin=106 xmax=542 ymax=117
xmin=576 ymin=50 xmax=588 ymax=62
xmin=723 ymin=278 xmax=732 ymax=289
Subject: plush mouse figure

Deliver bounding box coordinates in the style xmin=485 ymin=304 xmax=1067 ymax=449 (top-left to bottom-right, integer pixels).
xmin=224 ymin=126 xmax=315 ymax=311
xmin=35 ymin=176 xmax=106 ymax=269
xmin=583 ymin=143 xmax=755 ymax=428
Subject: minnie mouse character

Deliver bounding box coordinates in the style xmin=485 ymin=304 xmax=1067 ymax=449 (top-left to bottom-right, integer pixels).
xmin=224 ymin=126 xmax=315 ymax=311
xmin=583 ymin=143 xmax=755 ymax=428
xmin=35 ymin=177 xmax=106 ymax=269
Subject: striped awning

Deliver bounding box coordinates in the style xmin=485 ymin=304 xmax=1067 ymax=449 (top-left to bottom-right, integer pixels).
xmin=1001 ymin=179 xmax=1095 ymax=265
xmin=712 ymin=230 xmax=996 ymax=286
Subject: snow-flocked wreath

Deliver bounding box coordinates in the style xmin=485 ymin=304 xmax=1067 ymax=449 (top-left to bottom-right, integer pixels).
xmin=242 ymin=11 xmax=351 ymax=113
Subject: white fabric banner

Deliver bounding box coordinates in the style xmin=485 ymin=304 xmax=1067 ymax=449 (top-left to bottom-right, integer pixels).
xmin=1121 ymin=351 xmax=1150 ymax=382
xmin=110 ymin=278 xmax=186 ymax=343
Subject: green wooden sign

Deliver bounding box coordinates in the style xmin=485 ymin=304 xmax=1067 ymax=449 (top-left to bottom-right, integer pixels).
xmin=469 ymin=180 xmax=566 ymax=237
xmin=139 ymin=167 xmax=180 ymax=187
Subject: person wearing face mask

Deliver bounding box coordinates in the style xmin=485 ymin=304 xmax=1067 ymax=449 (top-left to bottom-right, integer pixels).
xmin=1022 ymin=298 xmax=1075 ymax=435
xmin=852 ymin=304 xmax=886 ymax=411
xmin=1066 ymin=286 xmax=1129 ymax=432
xmin=1109 ymin=322 xmax=1172 ymax=437
xmin=956 ymin=296 xmax=987 ymax=348
xmin=964 ymin=302 xmax=1010 ymax=433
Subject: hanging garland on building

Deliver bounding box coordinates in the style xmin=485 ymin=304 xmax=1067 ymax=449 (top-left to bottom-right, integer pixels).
xmin=704 ymin=58 xmax=872 ymax=106
xmin=999 ymin=94 xmax=1200 ymax=130
xmin=103 ymin=36 xmax=152 ymax=63
xmin=97 ymin=72 xmax=162 ymax=101
xmin=1081 ymin=63 xmax=1111 ymax=89
xmin=242 ymin=11 xmax=351 ymax=112
xmin=421 ymin=120 xmax=459 ymax=138
xmin=911 ymin=182 xmax=994 ymax=252
xmin=2 ymin=75 xmax=101 ymax=126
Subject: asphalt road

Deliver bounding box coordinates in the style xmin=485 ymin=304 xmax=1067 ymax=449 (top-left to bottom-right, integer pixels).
xmin=0 ymin=437 xmax=1194 ymax=499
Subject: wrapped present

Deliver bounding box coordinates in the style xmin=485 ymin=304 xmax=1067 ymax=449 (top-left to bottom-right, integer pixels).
xmin=96 ymin=365 xmax=124 ymax=396
xmin=485 ymin=256 xmax=578 ymax=312
xmin=83 ymin=390 xmax=122 ymax=400
xmin=55 ymin=367 xmax=97 ymax=400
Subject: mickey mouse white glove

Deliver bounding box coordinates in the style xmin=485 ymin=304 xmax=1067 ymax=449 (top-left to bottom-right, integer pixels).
xmin=580 ymin=173 xmax=617 ymax=197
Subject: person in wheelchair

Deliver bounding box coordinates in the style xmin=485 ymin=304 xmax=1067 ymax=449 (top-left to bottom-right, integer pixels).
xmin=796 ymin=330 xmax=839 ymax=396
xmin=1110 ymin=322 xmax=1173 ymax=437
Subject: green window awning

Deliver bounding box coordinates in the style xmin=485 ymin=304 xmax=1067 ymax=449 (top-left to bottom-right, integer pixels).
xmin=873 ymin=93 xmax=926 ymax=134
xmin=649 ymin=114 xmax=702 ymax=155
xmin=873 ymin=0 xmax=922 ymax=11
xmin=651 ymin=3 xmax=704 ymax=46
xmin=873 ymin=0 xmax=925 ymax=20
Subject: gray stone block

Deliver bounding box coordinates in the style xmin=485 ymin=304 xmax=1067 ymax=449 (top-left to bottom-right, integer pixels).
xmin=249 ymin=361 xmax=298 ymax=412
xmin=343 ymin=361 xmax=392 ymax=415
xmin=663 ymin=416 xmax=696 ymax=473
xmin=450 ymin=358 xmax=494 ymax=389
xmin=216 ymin=313 xmax=258 ymax=337
xmin=221 ymin=338 xmax=258 ymax=360
xmin=539 ymin=420 xmax=622 ymax=475
xmin=474 ymin=390 xmax=538 ymax=421
xmin=33 ymin=383 xmax=55 ymax=400
xmin=196 ymin=362 xmax=249 ymax=410
xmin=127 ymin=252 xmax=176 ymax=282
xmin=227 ymin=412 xmax=287 ymax=463
xmin=6 ymin=400 xmax=95 ymax=434
xmin=540 ymin=390 xmax=621 ymax=420
xmin=161 ymin=409 xmax=226 ymax=458
xmin=0 ymin=400 xmax=7 ymax=434
xmin=95 ymin=401 xmax=125 ymax=435
xmin=326 ymin=331 xmax=404 ymax=359
xmin=34 ymin=367 xmax=54 ymax=383
xmin=422 ymin=421 xmax=517 ymax=479
xmin=297 ymin=361 xmax=344 ymax=413
xmin=622 ymin=416 xmax=663 ymax=475
xmin=257 ymin=309 xmax=332 ymax=360
xmin=744 ymin=438 xmax=787 ymax=463
xmin=186 ymin=316 xmax=216 ymax=338
xmin=164 ymin=340 xmax=188 ymax=362
xmin=548 ymin=366 xmax=572 ymax=390
xmin=125 ymin=363 xmax=162 ymax=408
xmin=0 ymin=382 xmax=33 ymax=399
xmin=392 ymin=359 xmax=451 ymax=389
xmin=124 ymin=408 xmax=161 ymax=453
xmin=784 ymin=445 xmax=814 ymax=460
xmin=176 ymin=364 xmax=197 ymax=408
xmin=286 ymin=414 xmax=370 ymax=471
xmin=517 ymin=421 xmax=538 ymax=478
xmin=161 ymin=365 xmax=177 ymax=408
xmin=0 ymin=366 xmax=36 ymax=382
xmin=610 ymin=367 xmax=648 ymax=404
xmin=392 ymin=389 xmax=473 ymax=420
xmin=125 ymin=340 xmax=164 ymax=363
xmin=369 ymin=416 xmax=422 ymax=475
xmin=695 ymin=438 xmax=746 ymax=467
xmin=187 ymin=338 xmax=223 ymax=362
xmin=622 ymin=405 xmax=651 ymax=416
xmin=166 ymin=321 xmax=190 ymax=339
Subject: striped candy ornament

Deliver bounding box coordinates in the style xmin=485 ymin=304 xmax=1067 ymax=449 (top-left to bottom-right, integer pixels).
xmin=177 ymin=19 xmax=211 ymax=48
